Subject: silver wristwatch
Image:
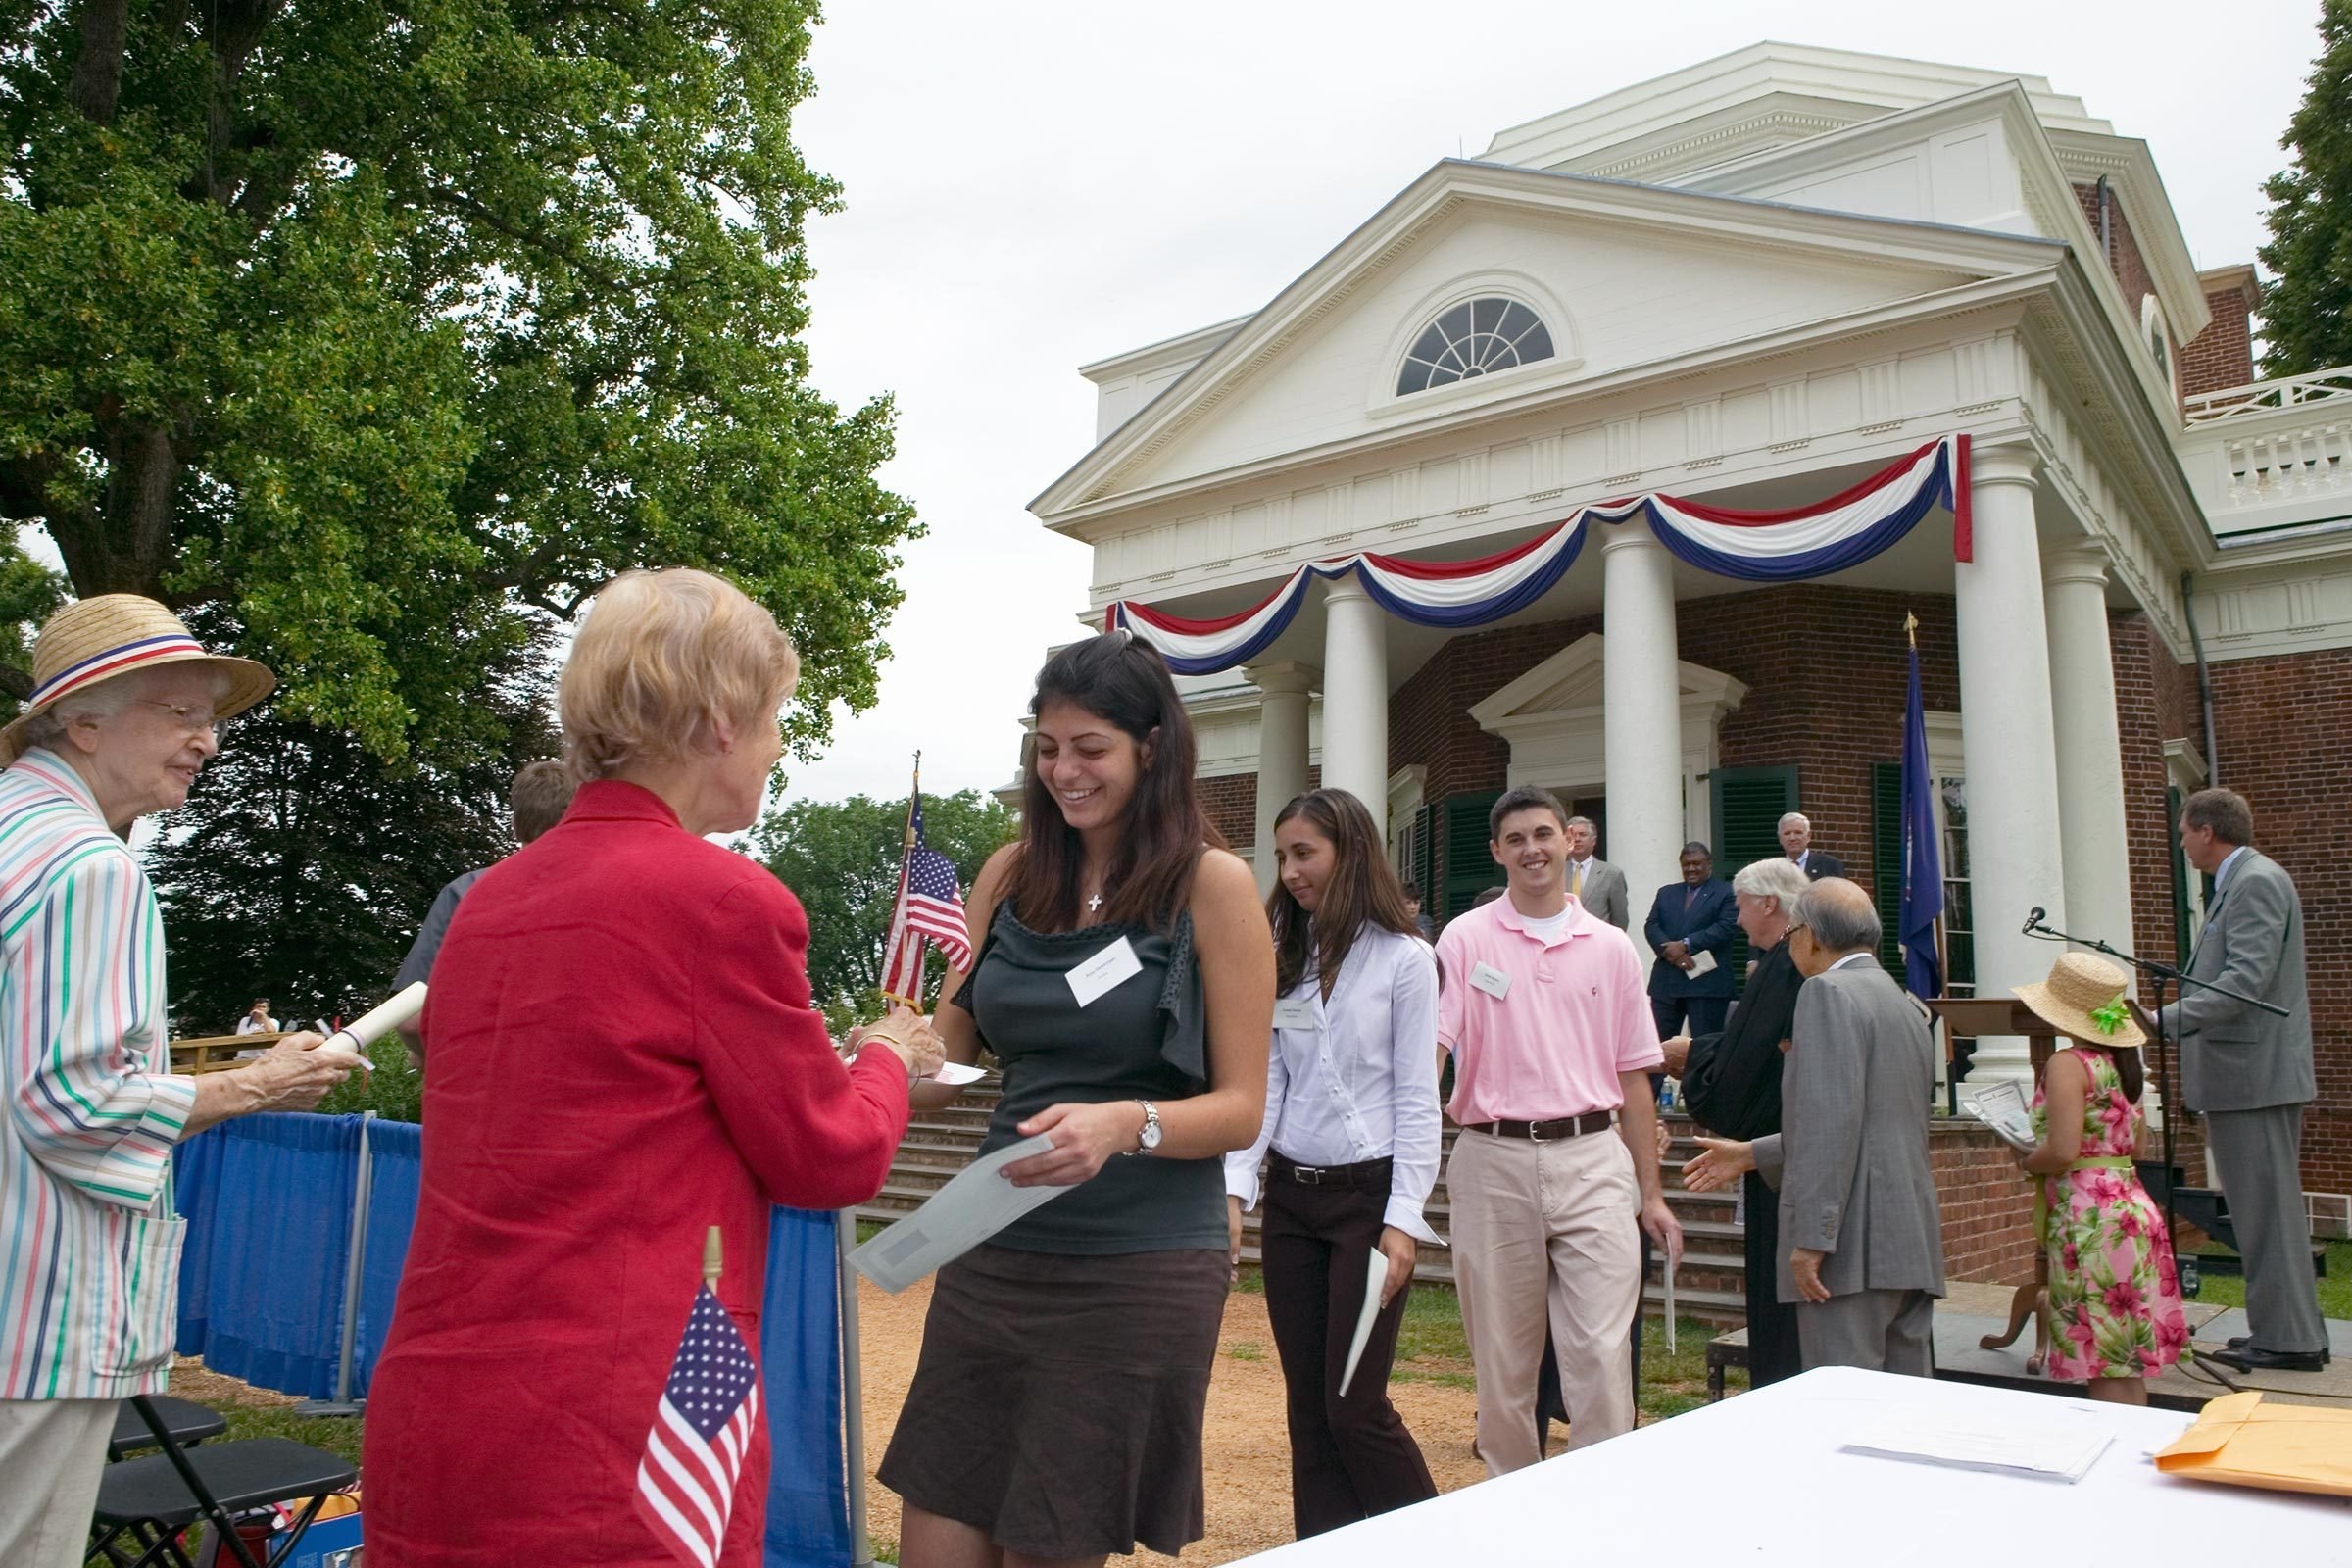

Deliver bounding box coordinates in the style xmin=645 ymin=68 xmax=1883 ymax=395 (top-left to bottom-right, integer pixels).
xmin=1135 ymin=1099 xmax=1163 ymax=1154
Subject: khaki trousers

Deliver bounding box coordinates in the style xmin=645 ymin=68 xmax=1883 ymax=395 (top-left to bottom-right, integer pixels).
xmin=0 ymin=1397 xmax=116 ymax=1568
xmin=1446 ymin=1125 xmax=1641 ymax=1475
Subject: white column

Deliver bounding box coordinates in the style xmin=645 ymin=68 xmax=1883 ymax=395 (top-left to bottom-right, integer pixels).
xmin=1320 ymin=583 xmax=1390 ymax=840
xmin=1600 ymin=525 xmax=1683 ymax=964
xmin=2043 ymin=546 xmax=2158 ymax=1120
xmin=1244 ymin=661 xmax=1317 ymax=898
xmin=1953 ymin=446 xmax=2068 ymax=1082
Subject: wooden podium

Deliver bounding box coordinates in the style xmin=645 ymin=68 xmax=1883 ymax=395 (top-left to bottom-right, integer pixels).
xmin=1924 ymin=998 xmax=2060 ymax=1078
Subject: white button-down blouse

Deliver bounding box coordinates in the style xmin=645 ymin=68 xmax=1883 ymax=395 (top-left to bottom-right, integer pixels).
xmin=1224 ymin=925 xmax=1445 ymax=1243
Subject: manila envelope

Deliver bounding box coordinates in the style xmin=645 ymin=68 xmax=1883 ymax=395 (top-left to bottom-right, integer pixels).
xmin=2153 ymin=1391 xmax=2352 ymax=1499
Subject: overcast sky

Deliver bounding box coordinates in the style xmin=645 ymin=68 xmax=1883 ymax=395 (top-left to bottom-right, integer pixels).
xmin=778 ymin=0 xmax=2327 ymax=808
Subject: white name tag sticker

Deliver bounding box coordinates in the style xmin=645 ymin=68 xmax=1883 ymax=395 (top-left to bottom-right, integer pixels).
xmin=1066 ymin=936 xmax=1144 ymax=1008
xmin=1470 ymin=961 xmax=1511 ymax=1000
xmin=1272 ymin=998 xmax=1317 ymax=1030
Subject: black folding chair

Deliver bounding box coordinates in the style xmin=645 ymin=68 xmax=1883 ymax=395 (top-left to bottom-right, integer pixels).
xmin=86 ymin=1395 xmax=355 ymax=1568
xmin=107 ymin=1396 xmax=226 ymax=1461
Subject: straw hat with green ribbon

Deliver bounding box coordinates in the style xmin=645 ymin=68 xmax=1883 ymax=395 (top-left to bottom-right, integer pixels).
xmin=2013 ymin=952 xmax=2144 ymax=1049
xmin=0 ymin=595 xmax=274 ymax=766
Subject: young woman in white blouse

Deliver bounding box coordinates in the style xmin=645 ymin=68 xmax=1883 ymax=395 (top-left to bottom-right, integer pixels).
xmin=1225 ymin=787 xmax=1442 ymax=1538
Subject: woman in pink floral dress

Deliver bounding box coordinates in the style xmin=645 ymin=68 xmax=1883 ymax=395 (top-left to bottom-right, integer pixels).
xmin=2014 ymin=954 xmax=2189 ymax=1404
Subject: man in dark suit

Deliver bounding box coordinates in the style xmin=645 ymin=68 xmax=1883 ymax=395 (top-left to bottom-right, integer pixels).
xmin=1643 ymin=842 xmax=1737 ymax=1041
xmin=2142 ymin=788 xmax=2327 ymax=1373
xmin=1778 ymin=810 xmax=1845 ymax=880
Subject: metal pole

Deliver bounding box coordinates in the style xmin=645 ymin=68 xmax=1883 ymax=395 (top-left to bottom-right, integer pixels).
xmin=299 ymin=1110 xmax=373 ymax=1417
xmin=837 ymin=1209 xmax=872 ymax=1568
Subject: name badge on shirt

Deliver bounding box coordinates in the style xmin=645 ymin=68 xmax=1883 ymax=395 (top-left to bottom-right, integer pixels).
xmin=1066 ymin=935 xmax=1144 ymax=1008
xmin=1470 ymin=961 xmax=1511 ymax=1000
xmin=1272 ymin=997 xmax=1317 ymax=1030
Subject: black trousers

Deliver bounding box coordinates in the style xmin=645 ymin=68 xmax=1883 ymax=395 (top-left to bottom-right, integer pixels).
xmin=1260 ymin=1170 xmax=1438 ymax=1538
xmin=1741 ymin=1168 xmax=1801 ymax=1386
xmin=1652 ymin=995 xmax=1731 ymax=1041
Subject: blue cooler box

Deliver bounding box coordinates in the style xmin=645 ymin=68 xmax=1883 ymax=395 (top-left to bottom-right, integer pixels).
xmin=272 ymin=1512 xmax=362 ymax=1568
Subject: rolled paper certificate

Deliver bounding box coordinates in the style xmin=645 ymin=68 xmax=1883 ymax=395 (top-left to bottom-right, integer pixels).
xmin=326 ymin=981 xmax=428 ymax=1069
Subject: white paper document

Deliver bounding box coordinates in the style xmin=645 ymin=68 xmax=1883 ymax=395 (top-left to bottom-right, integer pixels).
xmin=1337 ymin=1249 xmax=1388 ymax=1397
xmin=929 ymin=1061 xmax=989 ymax=1086
xmin=850 ymin=1133 xmax=1066 ymax=1293
xmin=1961 ymin=1080 xmax=2039 ymax=1152
xmin=325 ymin=981 xmax=427 ymax=1071
xmin=1686 ymin=950 xmax=1717 ymax=978
xmin=1843 ymin=1408 xmax=2114 ymax=1482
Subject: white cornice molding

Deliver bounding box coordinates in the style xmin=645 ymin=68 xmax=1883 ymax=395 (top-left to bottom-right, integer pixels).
xmin=1030 ymin=160 xmax=2063 ymax=522
xmin=1041 ymin=269 xmax=2053 ymax=537
xmin=2043 ymin=128 xmax=2211 ymax=342
xmin=1080 ymin=315 xmax=1251 ymax=385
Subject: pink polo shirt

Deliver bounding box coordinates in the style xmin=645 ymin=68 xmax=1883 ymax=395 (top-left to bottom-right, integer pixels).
xmin=1434 ymin=894 xmax=1662 ymax=1124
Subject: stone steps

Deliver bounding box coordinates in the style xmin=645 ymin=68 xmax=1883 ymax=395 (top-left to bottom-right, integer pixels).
xmin=865 ymin=1091 xmax=1750 ymax=1322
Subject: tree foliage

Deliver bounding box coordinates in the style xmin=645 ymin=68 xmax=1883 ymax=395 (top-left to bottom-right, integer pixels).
xmin=755 ymin=790 xmax=1018 ymax=1024
xmin=1 ymin=2 xmax=921 ymax=1011
xmin=2259 ymin=0 xmax=2352 ymax=375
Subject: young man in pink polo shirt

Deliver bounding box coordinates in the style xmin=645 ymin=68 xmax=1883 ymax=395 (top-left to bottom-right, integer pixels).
xmin=1435 ymin=786 xmax=1681 ymax=1472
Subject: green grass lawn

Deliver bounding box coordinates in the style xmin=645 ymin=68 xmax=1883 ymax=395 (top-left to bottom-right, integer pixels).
xmin=2189 ymin=1237 xmax=2352 ymax=1319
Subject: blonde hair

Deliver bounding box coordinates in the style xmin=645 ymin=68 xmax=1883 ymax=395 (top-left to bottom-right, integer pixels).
xmin=559 ymin=569 xmax=799 ymax=780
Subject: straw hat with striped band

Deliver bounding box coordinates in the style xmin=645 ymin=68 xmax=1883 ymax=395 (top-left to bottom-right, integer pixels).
xmin=2013 ymin=951 xmax=2145 ymax=1050
xmin=0 ymin=595 xmax=275 ymax=766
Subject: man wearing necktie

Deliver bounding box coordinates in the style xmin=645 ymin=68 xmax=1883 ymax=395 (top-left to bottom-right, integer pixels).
xmin=1643 ymin=843 xmax=1738 ymax=1044
xmin=2135 ymin=788 xmax=2327 ymax=1374
xmin=1562 ymin=815 xmax=1628 ymax=930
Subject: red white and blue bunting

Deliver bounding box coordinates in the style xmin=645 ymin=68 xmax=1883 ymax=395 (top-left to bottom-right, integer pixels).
xmin=1107 ymin=435 xmax=1971 ymax=675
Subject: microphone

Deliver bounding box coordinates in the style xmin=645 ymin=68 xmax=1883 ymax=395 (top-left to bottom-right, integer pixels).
xmin=2022 ymin=906 xmax=2046 ymax=935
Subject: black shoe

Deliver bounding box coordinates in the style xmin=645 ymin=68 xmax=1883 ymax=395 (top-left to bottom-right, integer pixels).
xmin=2208 ymin=1345 xmax=2330 ymax=1373
xmin=2225 ymin=1335 xmax=2252 ymax=1349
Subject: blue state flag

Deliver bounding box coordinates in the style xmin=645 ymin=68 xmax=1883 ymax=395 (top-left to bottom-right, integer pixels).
xmin=1899 ymin=638 xmax=1944 ymax=1000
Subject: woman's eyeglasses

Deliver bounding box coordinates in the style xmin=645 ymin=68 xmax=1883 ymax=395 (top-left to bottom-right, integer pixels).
xmin=134 ymin=700 xmax=226 ymax=736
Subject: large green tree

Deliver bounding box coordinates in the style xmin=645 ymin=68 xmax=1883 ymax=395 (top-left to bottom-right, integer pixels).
xmin=1 ymin=2 xmax=920 ymax=1009
xmin=755 ymin=790 xmax=1017 ymax=1025
xmin=2259 ymin=0 xmax=2352 ymax=375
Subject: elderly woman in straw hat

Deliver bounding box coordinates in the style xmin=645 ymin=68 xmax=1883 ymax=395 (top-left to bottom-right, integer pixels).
xmin=0 ymin=595 xmax=364 ymax=1565
xmin=365 ymin=567 xmax=941 ymax=1568
xmin=2011 ymin=951 xmax=2189 ymax=1403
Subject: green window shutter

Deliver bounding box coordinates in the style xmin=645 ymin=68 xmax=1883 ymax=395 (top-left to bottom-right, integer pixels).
xmin=1439 ymin=791 xmax=1503 ymax=922
xmin=2168 ymin=783 xmax=2190 ymax=960
xmin=1709 ymin=765 xmax=1797 ymax=988
xmin=1871 ymin=760 xmax=1904 ymax=974
xmin=1410 ymin=802 xmax=1436 ymax=902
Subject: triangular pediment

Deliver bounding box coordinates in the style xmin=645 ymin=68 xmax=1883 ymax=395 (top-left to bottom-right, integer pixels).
xmin=1470 ymin=634 xmax=1747 ymax=731
xmin=1034 ymin=158 xmax=2058 ymax=519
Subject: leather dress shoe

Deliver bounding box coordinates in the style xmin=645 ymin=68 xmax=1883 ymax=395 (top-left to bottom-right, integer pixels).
xmin=2208 ymin=1344 xmax=2330 ymax=1373
xmin=2225 ymin=1335 xmax=2251 ymax=1349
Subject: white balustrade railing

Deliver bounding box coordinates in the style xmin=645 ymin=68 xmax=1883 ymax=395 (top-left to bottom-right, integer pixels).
xmin=2182 ymin=365 xmax=2352 ymax=425
xmin=2213 ymin=416 xmax=2351 ymax=514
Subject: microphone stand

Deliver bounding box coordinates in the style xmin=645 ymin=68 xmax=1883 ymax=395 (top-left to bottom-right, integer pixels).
xmin=2021 ymin=914 xmax=2285 ymax=1300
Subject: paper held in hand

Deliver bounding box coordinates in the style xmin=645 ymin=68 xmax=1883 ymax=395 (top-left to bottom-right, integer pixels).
xmin=1960 ymin=1080 xmax=2038 ymax=1152
xmin=325 ymin=981 xmax=428 ymax=1072
xmin=1336 ymin=1249 xmax=1387 ymax=1398
xmin=850 ymin=1133 xmax=1069 ymax=1294
xmin=1685 ymin=950 xmax=1717 ymax=978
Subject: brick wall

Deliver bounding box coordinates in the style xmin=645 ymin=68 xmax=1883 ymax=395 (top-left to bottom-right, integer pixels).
xmin=2072 ymin=181 xmax=2158 ymax=323
xmin=2202 ymin=647 xmax=2352 ymax=1193
xmin=1197 ymin=764 xmax=1318 ymax=858
xmin=2179 ymin=270 xmax=2261 ymax=399
xmin=1934 ymin=1122 xmax=2043 ymax=1282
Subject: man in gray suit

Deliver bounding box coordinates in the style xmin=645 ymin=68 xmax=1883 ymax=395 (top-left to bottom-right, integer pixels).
xmin=1563 ymin=815 xmax=1629 ymax=930
xmin=1685 ymin=879 xmax=1945 ymax=1374
xmin=2145 ymin=788 xmax=2327 ymax=1373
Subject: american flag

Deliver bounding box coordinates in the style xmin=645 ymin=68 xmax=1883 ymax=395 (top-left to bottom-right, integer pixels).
xmin=879 ymin=791 xmax=972 ymax=1003
xmin=634 ymin=1283 xmax=762 ymax=1568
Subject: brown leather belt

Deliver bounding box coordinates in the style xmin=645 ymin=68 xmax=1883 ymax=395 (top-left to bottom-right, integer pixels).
xmin=1461 ymin=1111 xmax=1615 ymax=1142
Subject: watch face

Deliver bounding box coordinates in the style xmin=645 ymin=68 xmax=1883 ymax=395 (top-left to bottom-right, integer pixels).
xmin=1139 ymin=1115 xmax=1162 ymax=1150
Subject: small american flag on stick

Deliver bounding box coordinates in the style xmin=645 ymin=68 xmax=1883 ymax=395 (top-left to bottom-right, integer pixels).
xmin=635 ymin=1228 xmax=760 ymax=1568
xmin=880 ymin=763 xmax=972 ymax=1004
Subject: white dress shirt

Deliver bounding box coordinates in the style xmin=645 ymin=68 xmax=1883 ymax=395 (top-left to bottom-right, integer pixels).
xmin=1224 ymin=925 xmax=1445 ymax=1243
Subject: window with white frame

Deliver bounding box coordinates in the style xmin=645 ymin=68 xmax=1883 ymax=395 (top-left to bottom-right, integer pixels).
xmin=1396 ymin=297 xmax=1554 ymax=396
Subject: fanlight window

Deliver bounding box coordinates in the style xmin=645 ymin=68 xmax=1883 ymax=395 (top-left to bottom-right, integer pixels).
xmin=1396 ymin=297 xmax=1555 ymax=396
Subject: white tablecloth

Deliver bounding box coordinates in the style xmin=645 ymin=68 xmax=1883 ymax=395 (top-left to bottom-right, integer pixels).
xmin=1233 ymin=1366 xmax=2351 ymax=1565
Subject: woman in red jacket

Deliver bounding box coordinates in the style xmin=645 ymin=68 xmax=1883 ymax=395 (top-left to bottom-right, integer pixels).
xmin=366 ymin=568 xmax=939 ymax=1566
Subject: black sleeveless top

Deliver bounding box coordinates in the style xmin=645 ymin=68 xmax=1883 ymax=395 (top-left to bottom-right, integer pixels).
xmin=954 ymin=901 xmax=1225 ymax=1254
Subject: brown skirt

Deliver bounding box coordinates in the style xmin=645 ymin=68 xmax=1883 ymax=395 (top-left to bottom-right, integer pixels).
xmin=878 ymin=1243 xmax=1230 ymax=1559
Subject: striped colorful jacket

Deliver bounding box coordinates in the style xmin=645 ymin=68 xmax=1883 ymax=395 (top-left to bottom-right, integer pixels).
xmin=0 ymin=748 xmax=196 ymax=1399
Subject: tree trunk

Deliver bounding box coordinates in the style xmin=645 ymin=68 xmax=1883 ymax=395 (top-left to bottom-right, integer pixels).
xmin=66 ymin=0 xmax=130 ymax=126
xmin=50 ymin=422 xmax=181 ymax=599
